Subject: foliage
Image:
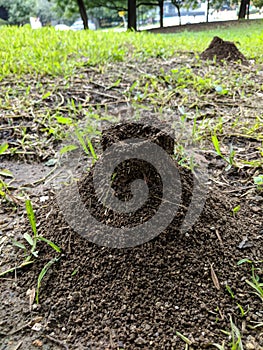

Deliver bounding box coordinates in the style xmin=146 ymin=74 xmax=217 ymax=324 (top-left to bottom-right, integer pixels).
xmin=35 ymin=0 xmax=58 ymax=24
xmin=0 ymin=0 xmax=36 ymax=25
xmin=0 ymin=21 xmax=263 ymax=78
xmin=52 ymin=0 xmax=127 ymax=15
xmin=0 ymin=0 xmax=62 ymax=25
xmin=253 ymin=0 xmax=263 ymax=8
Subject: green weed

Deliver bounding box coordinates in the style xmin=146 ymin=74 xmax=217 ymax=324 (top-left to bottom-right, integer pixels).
xmin=212 ymin=316 xmax=243 ymax=350
xmin=36 ymin=257 xmax=60 ymax=304
xmin=211 ymin=134 xmax=236 ymax=171
xmin=0 ymin=199 xmax=61 ymax=277
xmin=237 ymin=304 xmax=249 ymax=318
xmin=246 ymin=265 xmax=263 ymax=302
xmin=176 ymin=331 xmax=192 ymax=349
xmin=226 ymin=285 xmax=235 ymax=299
xmin=254 ymin=174 xmax=263 ymax=190
xmin=232 ymin=205 xmax=241 ymax=217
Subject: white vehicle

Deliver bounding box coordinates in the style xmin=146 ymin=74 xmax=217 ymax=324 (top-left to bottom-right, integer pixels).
xmin=55 ymin=24 xmax=71 ymax=31
xmin=71 ymin=19 xmax=96 ymax=30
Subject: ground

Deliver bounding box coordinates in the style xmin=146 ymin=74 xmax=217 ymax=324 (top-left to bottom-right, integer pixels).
xmin=0 ymin=22 xmax=263 ymax=350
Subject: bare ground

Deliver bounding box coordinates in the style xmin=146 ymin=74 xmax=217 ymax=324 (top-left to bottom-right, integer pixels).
xmin=0 ymin=52 xmax=262 ymax=349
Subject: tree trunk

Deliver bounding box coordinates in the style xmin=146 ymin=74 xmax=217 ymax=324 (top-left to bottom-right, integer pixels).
xmin=247 ymin=0 xmax=250 ymax=18
xmin=159 ymin=0 xmax=164 ymax=28
xmin=238 ymin=0 xmax=249 ymax=19
xmin=175 ymin=4 xmax=181 ymax=25
xmin=206 ymin=0 xmax=210 ymax=22
xmin=128 ymin=0 xmax=137 ymax=30
xmin=76 ymin=0 xmax=89 ymax=29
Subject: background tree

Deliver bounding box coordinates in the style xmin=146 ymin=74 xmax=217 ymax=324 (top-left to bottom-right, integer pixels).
xmin=171 ymin=0 xmax=183 ymax=25
xmin=128 ymin=0 xmax=136 ymax=28
xmin=76 ymin=0 xmax=88 ymax=28
xmin=253 ymin=0 xmax=263 ymax=8
xmin=0 ymin=0 xmax=64 ymax=25
xmin=51 ymin=0 xmax=255 ymax=31
xmin=0 ymin=0 xmax=35 ymax=25
xmin=36 ymin=0 xmax=58 ymax=25
xmin=238 ymin=0 xmax=250 ymax=18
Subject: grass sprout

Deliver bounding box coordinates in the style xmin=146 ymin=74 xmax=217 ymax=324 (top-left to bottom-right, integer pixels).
xmin=246 ymin=265 xmax=263 ymax=302
xmin=213 ymin=317 xmax=243 ymax=350
xmin=0 ymin=199 xmax=61 ymax=277
xmin=36 ymin=257 xmax=60 ymax=304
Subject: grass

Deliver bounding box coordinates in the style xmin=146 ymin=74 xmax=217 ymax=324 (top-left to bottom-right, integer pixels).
xmin=0 ymin=20 xmax=263 ymax=78
xmin=0 ymin=199 xmax=61 ymax=303
xmin=0 ymin=19 xmax=263 ymax=347
xmin=0 ymin=23 xmax=262 ymax=167
xmin=213 ymin=317 xmax=244 ymax=350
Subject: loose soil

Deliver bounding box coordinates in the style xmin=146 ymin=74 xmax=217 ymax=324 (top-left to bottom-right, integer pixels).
xmin=200 ymin=36 xmax=248 ymax=64
xmin=0 ymin=53 xmax=263 ymax=349
xmin=11 ymin=124 xmax=263 ymax=349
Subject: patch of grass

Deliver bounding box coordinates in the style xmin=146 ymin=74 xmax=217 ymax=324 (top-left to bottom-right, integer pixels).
xmin=213 ymin=316 xmax=244 ymax=350
xmin=0 ymin=21 xmax=263 ymax=79
xmin=246 ymin=265 xmax=263 ymax=302
xmin=212 ymin=133 xmax=236 ymax=171
xmin=36 ymin=256 xmax=60 ymax=304
xmin=0 ymin=199 xmax=61 ymax=277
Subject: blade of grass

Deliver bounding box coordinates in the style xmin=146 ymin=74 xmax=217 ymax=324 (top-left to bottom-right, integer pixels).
xmin=36 ymin=257 xmax=60 ymax=304
xmin=37 ymin=236 xmax=61 ymax=253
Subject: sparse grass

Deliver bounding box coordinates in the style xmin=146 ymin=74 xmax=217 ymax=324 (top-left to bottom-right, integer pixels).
xmin=0 ymin=20 xmax=262 ymax=348
xmin=0 ymin=199 xmax=61 ymax=277
xmin=246 ymin=265 xmax=263 ymax=302
xmin=213 ymin=317 xmax=244 ymax=350
xmin=0 ymin=21 xmax=263 ymax=79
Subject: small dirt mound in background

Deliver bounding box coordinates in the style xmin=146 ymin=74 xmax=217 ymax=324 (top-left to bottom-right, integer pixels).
xmin=200 ymin=36 xmax=248 ymax=64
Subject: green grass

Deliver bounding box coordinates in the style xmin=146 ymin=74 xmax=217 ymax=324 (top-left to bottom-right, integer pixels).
xmin=0 ymin=20 xmax=263 ymax=78
xmin=0 ymin=20 xmax=262 ymax=348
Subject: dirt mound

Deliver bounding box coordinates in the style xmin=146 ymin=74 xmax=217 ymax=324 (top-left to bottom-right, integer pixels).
xmin=101 ymin=122 xmax=175 ymax=155
xmin=200 ymin=36 xmax=248 ymax=64
xmin=57 ymin=122 xmax=194 ymax=248
xmin=16 ymin=123 xmax=263 ymax=349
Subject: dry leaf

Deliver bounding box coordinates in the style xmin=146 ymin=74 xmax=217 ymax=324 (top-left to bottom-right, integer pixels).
xmin=26 ymin=288 xmax=35 ymax=311
xmin=32 ymin=322 xmax=42 ymax=331
xmin=210 ymin=264 xmax=220 ymax=290
xmin=215 ymin=229 xmax=223 ymax=245
xmin=32 ymin=339 xmax=43 ymax=347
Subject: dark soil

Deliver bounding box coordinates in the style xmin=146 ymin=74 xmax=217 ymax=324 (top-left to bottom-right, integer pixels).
xmin=200 ymin=36 xmax=248 ymax=64
xmin=1 ymin=57 xmax=263 ymax=349
xmin=146 ymin=18 xmax=263 ymax=34
xmin=101 ymin=122 xmax=175 ymax=155
xmin=10 ymin=123 xmax=263 ymax=349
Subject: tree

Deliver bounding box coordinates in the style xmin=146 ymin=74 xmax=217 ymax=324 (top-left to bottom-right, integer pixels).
xmin=238 ymin=0 xmax=250 ymax=18
xmin=0 ymin=0 xmax=63 ymax=25
xmin=36 ymin=0 xmax=60 ymax=25
xmin=51 ymin=0 xmax=127 ymax=28
xmin=171 ymin=0 xmax=183 ymax=25
xmin=137 ymin=0 xmax=163 ymax=27
xmin=253 ymin=0 xmax=263 ymax=8
xmin=157 ymin=0 xmax=164 ymax=28
xmin=0 ymin=0 xmax=35 ymax=25
xmin=76 ymin=0 xmax=88 ymax=28
xmin=128 ymin=0 xmax=136 ymax=29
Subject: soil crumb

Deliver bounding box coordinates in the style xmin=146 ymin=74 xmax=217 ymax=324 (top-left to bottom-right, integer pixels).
xmin=200 ymin=36 xmax=248 ymax=64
